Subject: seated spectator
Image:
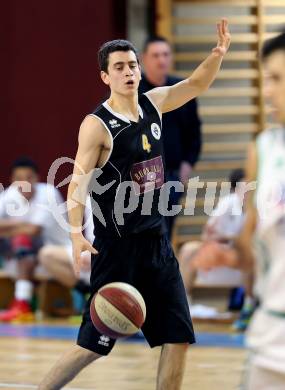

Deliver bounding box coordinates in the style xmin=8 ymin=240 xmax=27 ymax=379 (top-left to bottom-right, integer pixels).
xmin=178 ymin=169 xmax=256 ymax=330
xmin=0 ymin=157 xmax=92 ymax=322
xmin=38 ymin=196 xmax=93 ymax=294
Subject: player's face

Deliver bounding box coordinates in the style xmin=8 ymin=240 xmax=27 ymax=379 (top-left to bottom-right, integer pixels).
xmin=263 ymin=50 xmax=285 ymax=125
xmin=142 ymin=42 xmax=172 ymax=78
xmin=101 ymin=50 xmax=141 ymax=96
xmin=11 ymin=167 xmax=38 ymax=200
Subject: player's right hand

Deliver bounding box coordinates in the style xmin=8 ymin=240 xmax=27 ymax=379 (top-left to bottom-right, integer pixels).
xmin=71 ymin=233 xmax=98 ymax=275
xmin=212 ymin=19 xmax=231 ymax=57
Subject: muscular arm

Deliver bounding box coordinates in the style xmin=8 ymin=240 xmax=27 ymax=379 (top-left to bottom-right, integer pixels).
xmin=67 ymin=115 xmax=107 ymax=272
xmin=67 ymin=115 xmax=106 ymax=235
xmin=146 ymin=19 xmax=230 ymax=114
xmin=234 ymin=141 xmax=258 ymax=269
xmin=209 ymin=142 xmax=258 ymax=269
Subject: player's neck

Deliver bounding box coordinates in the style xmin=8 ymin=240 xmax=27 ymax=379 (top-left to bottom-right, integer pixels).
xmin=144 ymin=71 xmax=167 ymax=87
xmin=107 ymin=93 xmax=140 ymax=122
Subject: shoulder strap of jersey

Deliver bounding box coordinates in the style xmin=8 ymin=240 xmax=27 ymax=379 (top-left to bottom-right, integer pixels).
xmin=91 ymin=103 xmax=130 ymax=137
xmin=139 ymin=93 xmax=162 ymax=123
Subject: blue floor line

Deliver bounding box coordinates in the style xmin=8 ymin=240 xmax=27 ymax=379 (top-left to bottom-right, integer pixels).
xmin=0 ymin=324 xmax=245 ymax=348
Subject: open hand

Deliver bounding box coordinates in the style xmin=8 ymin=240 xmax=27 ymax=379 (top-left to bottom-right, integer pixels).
xmin=212 ymin=19 xmax=231 ymax=57
xmin=72 ymin=234 xmax=97 ymax=275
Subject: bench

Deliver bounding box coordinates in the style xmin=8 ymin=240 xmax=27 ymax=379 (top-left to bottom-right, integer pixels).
xmin=0 ymin=267 xmax=73 ymax=317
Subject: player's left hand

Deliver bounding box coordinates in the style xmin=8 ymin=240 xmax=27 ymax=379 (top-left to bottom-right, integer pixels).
xmin=212 ymin=19 xmax=231 ymax=57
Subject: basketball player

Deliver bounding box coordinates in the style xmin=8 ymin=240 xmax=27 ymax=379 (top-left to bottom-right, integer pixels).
xmin=191 ymin=31 xmax=285 ymax=389
xmin=38 ymin=19 xmax=230 ymax=390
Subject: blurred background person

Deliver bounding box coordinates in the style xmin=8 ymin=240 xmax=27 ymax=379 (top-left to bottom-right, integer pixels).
xmin=139 ymin=36 xmax=202 ymax=236
xmin=0 ymin=157 xmax=92 ymax=322
xmin=192 ymin=31 xmax=285 ymax=389
xmin=178 ymin=168 xmax=256 ymax=330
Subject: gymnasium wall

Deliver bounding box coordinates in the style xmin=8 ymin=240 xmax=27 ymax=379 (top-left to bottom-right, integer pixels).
xmin=1 ymin=0 xmax=126 ymax=187
xmin=155 ymin=0 xmax=285 ymax=247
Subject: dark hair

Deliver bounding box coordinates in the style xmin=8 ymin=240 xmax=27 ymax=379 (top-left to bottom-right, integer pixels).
xmin=98 ymin=39 xmax=139 ymax=73
xmin=10 ymin=156 xmax=39 ymax=174
xmin=229 ymin=168 xmax=244 ymax=190
xmin=262 ymin=30 xmax=285 ymax=60
xmin=143 ymin=36 xmax=170 ymax=53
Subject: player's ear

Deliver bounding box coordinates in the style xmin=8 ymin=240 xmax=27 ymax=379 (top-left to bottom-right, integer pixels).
xmin=138 ymin=64 xmax=142 ymax=80
xmin=101 ymin=71 xmax=110 ymax=86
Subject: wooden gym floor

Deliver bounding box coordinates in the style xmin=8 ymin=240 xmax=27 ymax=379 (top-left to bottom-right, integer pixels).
xmin=0 ymin=321 xmax=246 ymax=390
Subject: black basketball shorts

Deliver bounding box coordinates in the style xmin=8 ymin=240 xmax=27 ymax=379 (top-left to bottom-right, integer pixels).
xmin=77 ymin=232 xmax=195 ymax=355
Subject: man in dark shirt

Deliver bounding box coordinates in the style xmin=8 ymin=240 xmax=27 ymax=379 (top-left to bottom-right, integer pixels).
xmin=139 ymin=36 xmax=202 ymax=235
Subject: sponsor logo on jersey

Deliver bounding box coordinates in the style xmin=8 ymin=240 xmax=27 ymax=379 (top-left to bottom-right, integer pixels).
xmin=109 ymin=119 xmax=121 ymax=128
xmin=151 ymin=123 xmax=161 ymax=140
xmin=98 ymin=335 xmax=110 ymax=346
xmin=130 ymin=155 xmax=164 ymax=195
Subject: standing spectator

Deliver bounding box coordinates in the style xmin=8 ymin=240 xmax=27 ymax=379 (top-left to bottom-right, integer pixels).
xmin=139 ymin=36 xmax=202 ymax=235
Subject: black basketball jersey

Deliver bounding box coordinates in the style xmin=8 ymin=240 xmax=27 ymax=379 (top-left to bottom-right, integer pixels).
xmin=89 ymin=93 xmax=167 ymax=238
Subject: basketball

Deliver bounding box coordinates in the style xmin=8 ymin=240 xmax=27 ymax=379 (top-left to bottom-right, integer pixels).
xmin=90 ymin=282 xmax=146 ymax=339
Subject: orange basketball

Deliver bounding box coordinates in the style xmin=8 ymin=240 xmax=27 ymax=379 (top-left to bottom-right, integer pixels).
xmin=90 ymin=282 xmax=146 ymax=339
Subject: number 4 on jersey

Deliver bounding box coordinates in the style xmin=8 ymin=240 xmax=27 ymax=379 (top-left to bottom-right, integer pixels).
xmin=142 ymin=134 xmax=151 ymax=153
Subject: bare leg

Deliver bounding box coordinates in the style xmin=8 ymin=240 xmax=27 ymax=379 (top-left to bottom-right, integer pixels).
xmin=18 ymin=256 xmax=36 ymax=280
xmin=38 ymin=345 xmax=101 ymax=390
xmin=38 ymin=245 xmax=77 ymax=288
xmin=178 ymin=241 xmax=201 ymax=294
xmin=156 ymin=343 xmax=188 ymax=390
xmin=243 ymin=269 xmax=255 ymax=300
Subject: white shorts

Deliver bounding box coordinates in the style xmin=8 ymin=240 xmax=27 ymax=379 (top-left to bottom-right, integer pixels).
xmin=246 ymin=308 xmax=285 ymax=374
xmin=245 ymin=359 xmax=285 ymax=390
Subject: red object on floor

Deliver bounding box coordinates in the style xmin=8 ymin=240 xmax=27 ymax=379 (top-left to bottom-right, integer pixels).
xmin=0 ymin=299 xmax=34 ymax=322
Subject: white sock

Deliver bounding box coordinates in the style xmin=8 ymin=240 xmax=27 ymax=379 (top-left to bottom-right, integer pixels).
xmin=15 ymin=280 xmax=33 ymax=302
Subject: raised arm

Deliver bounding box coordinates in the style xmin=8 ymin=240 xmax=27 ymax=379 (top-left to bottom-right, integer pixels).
xmin=146 ymin=19 xmax=231 ymax=114
xmin=67 ymin=115 xmax=107 ymax=274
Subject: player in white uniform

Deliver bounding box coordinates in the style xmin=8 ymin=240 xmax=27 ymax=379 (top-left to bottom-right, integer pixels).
xmin=0 ymin=157 xmax=92 ymax=322
xmin=193 ymin=31 xmax=285 ymax=388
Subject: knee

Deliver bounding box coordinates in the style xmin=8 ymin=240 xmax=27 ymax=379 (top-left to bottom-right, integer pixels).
xmin=178 ymin=241 xmax=201 ymax=263
xmin=161 ymin=343 xmax=189 ymax=363
xmin=157 ymin=344 xmax=188 ymax=390
xmin=75 ymin=345 xmax=102 ymax=365
xmin=165 ymin=343 xmax=189 ymax=354
xmin=38 ymin=245 xmax=57 ymax=267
